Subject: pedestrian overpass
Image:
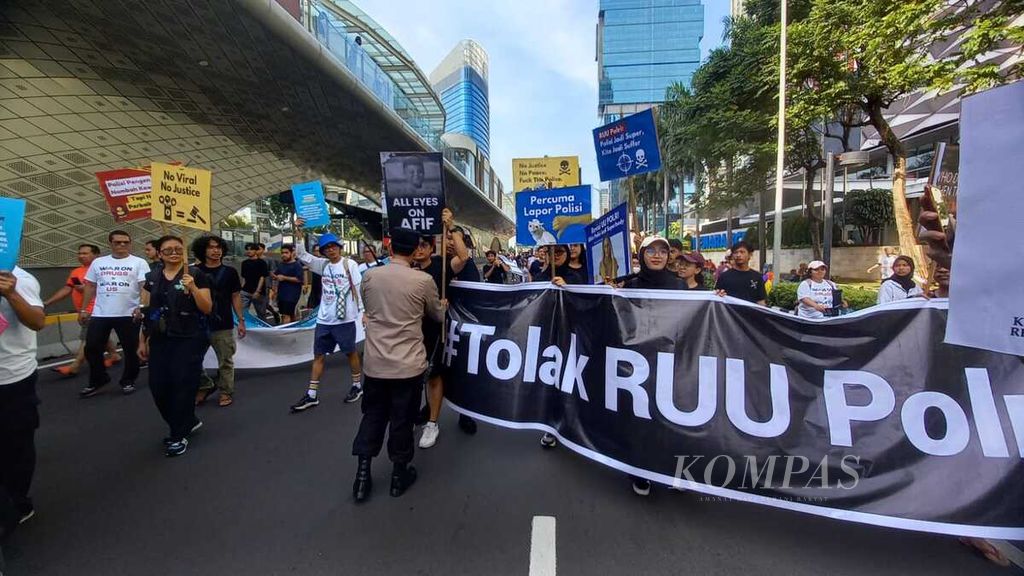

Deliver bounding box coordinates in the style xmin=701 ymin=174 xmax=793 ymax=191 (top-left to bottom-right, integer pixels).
xmin=0 ymin=0 xmax=514 ymax=269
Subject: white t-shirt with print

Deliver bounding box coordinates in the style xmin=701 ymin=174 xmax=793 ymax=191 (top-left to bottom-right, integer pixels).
xmin=84 ymin=254 xmax=150 ymax=317
xmin=296 ymin=244 xmax=362 ymax=325
xmin=797 ymin=278 xmax=836 ymax=319
xmin=1 ymin=267 xmax=43 ymax=385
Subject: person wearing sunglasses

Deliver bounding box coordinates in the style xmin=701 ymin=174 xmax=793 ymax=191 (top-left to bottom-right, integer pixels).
xmin=138 ymin=236 xmax=212 ymax=457
xmin=78 ymin=230 xmax=150 ymax=398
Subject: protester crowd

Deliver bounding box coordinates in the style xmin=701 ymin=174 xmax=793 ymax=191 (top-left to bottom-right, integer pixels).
xmin=3 ymin=207 xmax=992 ymax=570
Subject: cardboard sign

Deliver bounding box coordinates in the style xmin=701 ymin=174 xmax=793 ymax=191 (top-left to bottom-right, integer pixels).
xmin=515 ymin=184 xmax=592 ymax=246
xmin=150 ymin=163 xmax=212 ymax=231
xmin=929 ymin=142 xmax=959 ymax=214
xmin=512 ymin=156 xmax=581 ymax=191
xmin=380 ymin=152 xmax=445 ymax=234
xmin=292 ymin=180 xmax=331 ymax=228
xmin=0 ymin=197 xmax=26 ymax=271
xmin=593 ymin=108 xmax=662 ymax=182
xmin=96 ymin=168 xmax=152 ymax=222
xmin=946 ymin=80 xmax=1024 ymax=357
xmin=584 ymin=202 xmax=631 ymax=284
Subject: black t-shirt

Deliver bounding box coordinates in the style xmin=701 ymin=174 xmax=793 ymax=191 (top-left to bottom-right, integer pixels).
xmin=529 ymin=260 xmax=544 ymax=279
xmin=240 ymin=258 xmax=269 ymax=293
xmin=482 ymin=262 xmax=507 ymax=284
xmin=197 ymin=264 xmax=242 ymax=331
xmin=715 ymin=268 xmax=767 ymax=302
xmin=559 ymin=264 xmax=588 ymax=286
xmin=456 ymin=259 xmax=481 ymax=282
xmin=144 ymin=266 xmax=210 ymax=339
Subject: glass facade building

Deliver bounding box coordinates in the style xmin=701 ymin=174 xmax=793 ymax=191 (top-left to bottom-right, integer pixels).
xmin=597 ymin=0 xmax=704 ymax=210
xmin=430 ymin=40 xmax=491 ymax=159
xmin=597 ymin=0 xmax=704 ymax=120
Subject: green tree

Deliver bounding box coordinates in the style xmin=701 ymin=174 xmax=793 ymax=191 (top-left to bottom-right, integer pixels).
xmin=788 ymin=0 xmax=1023 ymax=266
xmin=219 ymin=214 xmax=252 ymax=230
xmin=844 ymin=188 xmax=894 ymax=245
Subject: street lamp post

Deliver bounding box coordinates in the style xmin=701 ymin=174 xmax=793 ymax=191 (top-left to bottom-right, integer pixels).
xmin=771 ymin=0 xmax=788 ymax=274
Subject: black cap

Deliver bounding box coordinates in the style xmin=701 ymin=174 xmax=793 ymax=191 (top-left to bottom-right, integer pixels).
xmin=389 ymin=227 xmax=420 ymax=254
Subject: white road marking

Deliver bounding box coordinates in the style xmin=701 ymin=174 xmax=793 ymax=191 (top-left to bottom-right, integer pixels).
xmin=529 ymin=516 xmax=556 ymax=576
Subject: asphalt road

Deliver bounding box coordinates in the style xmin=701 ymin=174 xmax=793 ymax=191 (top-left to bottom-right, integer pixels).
xmin=2 ymin=355 xmax=1014 ymax=575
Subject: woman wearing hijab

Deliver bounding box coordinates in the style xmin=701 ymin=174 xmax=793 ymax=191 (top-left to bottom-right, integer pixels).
xmin=877 ymin=255 xmax=924 ymax=304
xmin=617 ymin=236 xmax=685 ymax=496
xmin=620 ymin=236 xmax=687 ymax=291
xmin=138 ymin=236 xmax=213 ymax=457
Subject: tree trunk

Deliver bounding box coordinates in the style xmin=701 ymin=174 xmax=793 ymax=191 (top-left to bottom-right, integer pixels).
xmin=803 ymin=166 xmax=823 ymax=259
xmin=865 ymin=101 xmax=927 ymax=272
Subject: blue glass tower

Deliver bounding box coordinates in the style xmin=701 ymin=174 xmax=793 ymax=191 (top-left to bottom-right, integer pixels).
xmin=597 ymin=0 xmax=704 ymax=121
xmin=430 ymin=40 xmax=490 ymax=159
xmin=597 ymin=0 xmax=704 ymax=210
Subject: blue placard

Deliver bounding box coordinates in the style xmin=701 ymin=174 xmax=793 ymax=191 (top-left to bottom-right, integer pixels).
xmin=515 ymin=184 xmax=592 ymax=246
xmin=593 ymin=108 xmax=663 ymax=182
xmin=292 ymin=180 xmax=331 ymax=228
xmin=0 ymin=197 xmax=26 ymax=271
xmin=584 ymin=202 xmax=631 ymax=284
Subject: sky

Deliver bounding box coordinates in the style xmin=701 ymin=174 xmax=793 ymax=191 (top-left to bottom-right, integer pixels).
xmin=356 ymin=0 xmax=730 ymax=194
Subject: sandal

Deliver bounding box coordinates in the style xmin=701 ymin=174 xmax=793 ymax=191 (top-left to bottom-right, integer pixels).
xmin=218 ymin=395 xmax=234 ymax=407
xmin=195 ymin=389 xmax=215 ymax=406
xmin=959 ymin=537 xmax=1011 ymax=567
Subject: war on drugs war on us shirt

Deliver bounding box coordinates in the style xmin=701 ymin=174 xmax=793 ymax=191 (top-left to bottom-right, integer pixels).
xmin=84 ymin=254 xmax=150 ymax=317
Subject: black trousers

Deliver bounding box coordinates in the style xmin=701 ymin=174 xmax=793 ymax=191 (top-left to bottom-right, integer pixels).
xmin=352 ymin=373 xmax=424 ymax=465
xmin=0 ymin=372 xmax=39 ymax=519
xmin=148 ymin=335 xmax=207 ymax=441
xmin=85 ymin=316 xmax=140 ymax=386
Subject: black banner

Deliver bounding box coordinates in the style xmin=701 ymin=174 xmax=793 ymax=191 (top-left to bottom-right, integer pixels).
xmin=441 ymin=283 xmax=1024 ymax=539
xmin=380 ymin=152 xmax=444 ymax=235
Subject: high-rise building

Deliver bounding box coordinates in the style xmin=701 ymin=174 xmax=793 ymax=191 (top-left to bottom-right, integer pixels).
xmin=429 ymin=40 xmax=491 ymax=158
xmin=731 ymin=0 xmax=746 ymax=18
xmin=597 ymin=0 xmax=704 ymax=121
xmin=597 ymin=0 xmax=704 ymax=211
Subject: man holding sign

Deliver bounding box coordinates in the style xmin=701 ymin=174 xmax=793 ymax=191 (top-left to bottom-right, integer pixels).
xmin=380 ymin=152 xmax=445 ymax=234
xmin=0 ymin=196 xmax=45 ymax=529
xmin=289 ymin=218 xmax=365 ymax=411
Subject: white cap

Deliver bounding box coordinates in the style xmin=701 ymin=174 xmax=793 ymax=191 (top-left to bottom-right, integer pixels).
xmin=640 ymin=235 xmax=669 ymax=250
xmin=808 ymin=260 xmax=827 ymax=269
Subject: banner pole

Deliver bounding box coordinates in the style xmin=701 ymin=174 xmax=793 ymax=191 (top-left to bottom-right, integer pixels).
xmin=441 ymin=230 xmax=448 ymax=344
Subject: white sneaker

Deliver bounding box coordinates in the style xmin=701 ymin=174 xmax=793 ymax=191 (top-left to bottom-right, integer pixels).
xmin=419 ymin=421 xmax=439 ymax=449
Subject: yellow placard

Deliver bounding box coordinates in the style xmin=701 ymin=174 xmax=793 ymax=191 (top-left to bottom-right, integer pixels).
xmin=149 ymin=163 xmax=212 ymax=231
xmin=512 ymin=156 xmax=580 ymax=192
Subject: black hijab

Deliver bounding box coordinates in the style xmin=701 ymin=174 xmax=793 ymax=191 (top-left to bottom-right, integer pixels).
xmin=887 ymin=255 xmax=917 ymax=292
xmin=624 ymin=241 xmax=686 ymax=290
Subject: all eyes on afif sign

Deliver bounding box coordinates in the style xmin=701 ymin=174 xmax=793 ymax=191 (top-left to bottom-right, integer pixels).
xmin=592 ymin=108 xmax=663 ymax=182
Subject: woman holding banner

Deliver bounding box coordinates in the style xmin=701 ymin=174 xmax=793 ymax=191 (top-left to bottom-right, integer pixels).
xmin=550 ymin=245 xmax=588 ymax=287
xmin=618 ymin=236 xmax=686 ymax=495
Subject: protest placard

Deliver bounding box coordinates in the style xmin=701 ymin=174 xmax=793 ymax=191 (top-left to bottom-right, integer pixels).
xmin=0 ymin=197 xmax=26 ymax=271
xmin=149 ymin=163 xmax=212 ymax=231
xmin=584 ymin=202 xmax=631 ymax=284
xmin=592 ymin=108 xmax=662 ymax=182
xmin=947 ymin=80 xmax=1024 ymax=356
xmin=515 ymin=184 xmax=592 ymax=246
xmin=380 ymin=152 xmax=445 ymax=234
xmin=291 ymin=180 xmax=331 ymax=228
xmin=511 ymin=156 xmax=580 ymax=191
xmin=96 ymin=168 xmax=152 ymax=222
